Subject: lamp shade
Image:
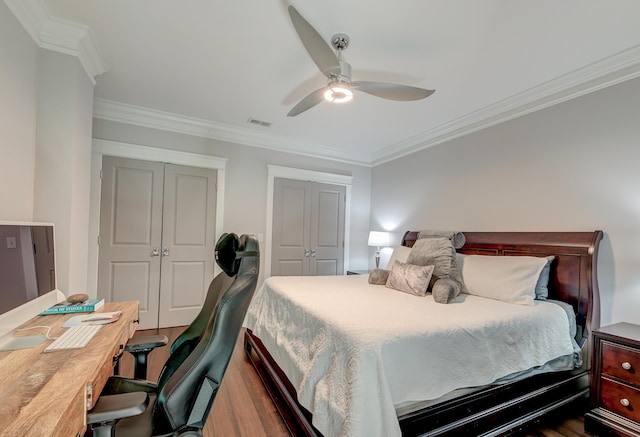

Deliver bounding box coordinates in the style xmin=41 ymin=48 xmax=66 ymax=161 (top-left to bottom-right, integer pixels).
xmin=368 ymin=231 xmax=390 ymax=247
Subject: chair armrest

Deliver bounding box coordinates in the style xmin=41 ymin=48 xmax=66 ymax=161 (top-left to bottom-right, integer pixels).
xmin=124 ymin=335 xmax=168 ymax=352
xmin=104 ymin=375 xmax=157 ymax=394
xmin=87 ymin=392 xmax=149 ymax=424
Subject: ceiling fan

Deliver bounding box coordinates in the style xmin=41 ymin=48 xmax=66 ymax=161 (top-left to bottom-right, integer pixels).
xmin=287 ymin=5 xmax=435 ymax=117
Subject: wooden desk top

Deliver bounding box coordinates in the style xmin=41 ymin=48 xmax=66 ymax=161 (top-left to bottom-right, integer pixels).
xmin=0 ymin=301 xmax=139 ymax=437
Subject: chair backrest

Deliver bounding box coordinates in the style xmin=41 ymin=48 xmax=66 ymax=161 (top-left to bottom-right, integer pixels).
xmin=168 ymin=232 xmax=248 ymax=355
xmin=151 ymin=234 xmax=260 ymax=434
xmin=168 ymin=271 xmax=234 ymax=355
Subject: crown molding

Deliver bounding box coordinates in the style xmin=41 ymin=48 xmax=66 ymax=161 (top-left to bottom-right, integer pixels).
xmin=4 ymin=0 xmax=106 ymax=85
xmin=93 ymin=99 xmax=372 ymax=167
xmin=371 ymin=44 xmax=640 ymax=165
xmin=95 ymin=44 xmax=640 ymax=168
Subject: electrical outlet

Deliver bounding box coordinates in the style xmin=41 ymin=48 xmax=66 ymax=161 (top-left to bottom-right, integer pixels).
xmin=6 ymin=236 xmax=16 ymax=249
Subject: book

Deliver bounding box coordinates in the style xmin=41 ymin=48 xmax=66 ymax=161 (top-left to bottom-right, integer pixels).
xmin=40 ymin=298 xmax=105 ymax=315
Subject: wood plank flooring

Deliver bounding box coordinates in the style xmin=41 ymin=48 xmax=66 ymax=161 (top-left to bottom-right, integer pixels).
xmin=116 ymin=327 xmax=592 ymax=437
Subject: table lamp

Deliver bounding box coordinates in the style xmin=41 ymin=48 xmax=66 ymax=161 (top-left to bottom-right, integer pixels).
xmin=368 ymin=231 xmax=390 ymax=268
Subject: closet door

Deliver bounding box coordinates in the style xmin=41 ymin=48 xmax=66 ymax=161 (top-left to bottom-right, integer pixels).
xmin=158 ymin=164 xmax=216 ymax=328
xmin=271 ymin=178 xmax=311 ymax=276
xmin=98 ymin=157 xmax=164 ymax=329
xmin=310 ymin=182 xmax=345 ymax=275
xmin=97 ymin=157 xmax=217 ymax=329
xmin=271 ymin=178 xmax=345 ymax=276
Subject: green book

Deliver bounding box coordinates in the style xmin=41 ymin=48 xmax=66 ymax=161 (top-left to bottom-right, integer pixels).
xmin=40 ymin=298 xmax=105 ymax=315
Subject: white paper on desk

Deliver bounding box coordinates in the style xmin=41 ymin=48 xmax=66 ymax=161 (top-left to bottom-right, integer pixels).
xmin=62 ymin=312 xmax=122 ymax=327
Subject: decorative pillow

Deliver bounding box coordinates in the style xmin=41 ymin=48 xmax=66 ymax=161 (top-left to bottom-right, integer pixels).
xmin=385 ymin=246 xmax=411 ymax=269
xmin=406 ymin=237 xmax=466 ymax=293
xmin=368 ymin=268 xmax=390 ymax=285
xmin=458 ymin=254 xmax=548 ymax=305
xmin=417 ymin=230 xmax=466 ymax=249
xmin=534 ymin=256 xmax=555 ymax=300
xmin=385 ymin=261 xmax=435 ymax=296
xmin=432 ymin=278 xmax=461 ymax=304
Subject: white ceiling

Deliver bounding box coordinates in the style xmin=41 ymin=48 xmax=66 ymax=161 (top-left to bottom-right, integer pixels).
xmin=16 ymin=0 xmax=640 ymax=166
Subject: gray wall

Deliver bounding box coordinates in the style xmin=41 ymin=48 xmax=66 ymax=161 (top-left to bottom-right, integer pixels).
xmin=0 ymin=1 xmax=38 ymax=219
xmin=1 ymin=5 xmax=95 ymax=296
xmin=371 ymin=75 xmax=640 ymax=327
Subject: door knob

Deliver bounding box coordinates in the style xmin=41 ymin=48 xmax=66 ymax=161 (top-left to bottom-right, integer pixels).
xmin=150 ymin=248 xmax=160 ymax=257
xmin=304 ymin=249 xmax=311 ymax=257
xmin=162 ymin=247 xmax=170 ymax=256
xmin=310 ymin=249 xmax=317 ymax=257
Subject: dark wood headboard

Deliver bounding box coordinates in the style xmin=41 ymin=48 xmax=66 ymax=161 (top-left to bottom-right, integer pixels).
xmin=401 ymin=230 xmax=603 ymax=346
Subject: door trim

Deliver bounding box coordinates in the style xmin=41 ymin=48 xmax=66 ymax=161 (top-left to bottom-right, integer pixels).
xmin=88 ymin=139 xmax=227 ymax=298
xmin=266 ymin=164 xmax=352 ymax=278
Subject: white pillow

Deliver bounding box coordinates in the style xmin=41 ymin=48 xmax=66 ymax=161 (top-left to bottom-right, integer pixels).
xmin=385 ymin=245 xmax=411 ymax=269
xmin=458 ymin=254 xmax=547 ymax=305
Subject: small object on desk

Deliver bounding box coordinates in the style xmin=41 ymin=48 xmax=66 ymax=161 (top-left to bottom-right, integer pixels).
xmin=40 ymin=297 xmax=105 ymax=315
xmin=82 ymin=311 xmax=122 ymax=325
xmin=67 ymin=293 xmax=89 ymax=304
xmin=63 ymin=311 xmax=122 ymax=327
xmin=44 ymin=324 xmax=102 ymax=352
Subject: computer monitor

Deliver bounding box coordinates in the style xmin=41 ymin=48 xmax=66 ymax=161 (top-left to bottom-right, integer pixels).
xmin=0 ymin=223 xmax=56 ymax=316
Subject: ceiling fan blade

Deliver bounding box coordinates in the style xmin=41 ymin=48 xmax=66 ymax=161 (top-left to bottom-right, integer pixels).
xmin=352 ymin=81 xmax=435 ymax=101
xmin=288 ymin=5 xmax=341 ymax=78
xmin=287 ymin=87 xmax=326 ymax=117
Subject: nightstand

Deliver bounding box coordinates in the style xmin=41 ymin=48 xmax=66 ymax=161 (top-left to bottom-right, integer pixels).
xmin=346 ymin=270 xmax=370 ymax=275
xmin=585 ymin=322 xmax=640 ymax=436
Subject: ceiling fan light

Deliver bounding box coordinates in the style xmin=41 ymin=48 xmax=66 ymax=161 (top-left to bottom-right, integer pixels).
xmin=324 ymin=83 xmax=353 ymax=103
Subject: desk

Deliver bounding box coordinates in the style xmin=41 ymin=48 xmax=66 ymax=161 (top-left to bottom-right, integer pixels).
xmin=0 ymin=301 xmax=139 ymax=437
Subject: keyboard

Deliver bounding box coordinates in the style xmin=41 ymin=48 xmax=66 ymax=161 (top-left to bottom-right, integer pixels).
xmin=44 ymin=324 xmax=102 ymax=353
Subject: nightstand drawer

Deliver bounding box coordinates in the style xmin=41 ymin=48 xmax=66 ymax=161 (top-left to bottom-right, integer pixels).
xmin=601 ymin=378 xmax=640 ymax=423
xmin=603 ymin=342 xmax=640 ymax=386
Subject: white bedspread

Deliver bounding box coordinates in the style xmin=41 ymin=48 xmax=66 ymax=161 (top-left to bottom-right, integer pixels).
xmin=243 ymin=275 xmax=575 ymax=437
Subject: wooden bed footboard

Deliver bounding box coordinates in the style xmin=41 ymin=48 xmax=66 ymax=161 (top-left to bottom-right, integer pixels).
xmin=245 ymin=328 xmax=589 ymax=436
xmin=245 ymin=230 xmax=603 ymax=436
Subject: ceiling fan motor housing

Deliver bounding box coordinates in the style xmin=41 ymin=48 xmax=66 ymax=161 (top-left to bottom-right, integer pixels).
xmin=331 ymin=33 xmax=350 ymax=51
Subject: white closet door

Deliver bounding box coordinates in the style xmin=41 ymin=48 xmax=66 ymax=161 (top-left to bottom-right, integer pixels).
xmin=98 ymin=157 xmax=164 ymax=329
xmin=271 ymin=178 xmax=311 ymax=276
xmin=271 ymin=178 xmax=345 ymax=276
xmin=310 ymin=182 xmax=345 ymax=276
xmin=97 ymin=157 xmax=217 ymax=329
xmin=158 ymin=164 xmax=217 ymax=328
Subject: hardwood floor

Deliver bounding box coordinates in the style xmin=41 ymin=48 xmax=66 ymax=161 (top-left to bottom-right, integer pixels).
xmin=117 ymin=327 xmax=592 ymax=437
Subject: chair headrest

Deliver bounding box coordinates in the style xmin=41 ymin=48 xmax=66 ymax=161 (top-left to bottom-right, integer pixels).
xmin=215 ymin=233 xmax=259 ymax=276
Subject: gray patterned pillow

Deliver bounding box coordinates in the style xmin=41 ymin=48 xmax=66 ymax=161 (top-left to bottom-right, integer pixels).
xmin=406 ymin=237 xmax=467 ymax=293
xmin=368 ymin=268 xmax=390 ymax=285
xmin=385 ymin=261 xmax=435 ymax=296
xmin=432 ymin=278 xmax=461 ymax=304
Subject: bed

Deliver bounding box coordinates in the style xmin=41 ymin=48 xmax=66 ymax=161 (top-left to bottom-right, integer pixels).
xmin=243 ymin=230 xmax=603 ymax=436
